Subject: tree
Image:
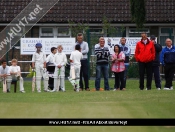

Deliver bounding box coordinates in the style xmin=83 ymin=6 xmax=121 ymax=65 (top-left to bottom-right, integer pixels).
xmin=130 ymin=0 xmax=146 ymax=28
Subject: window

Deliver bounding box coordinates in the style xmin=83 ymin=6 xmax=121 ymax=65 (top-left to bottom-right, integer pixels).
xmin=39 ymin=27 xmax=71 ymax=38
xmin=40 ymin=27 xmax=54 ymax=38
xmin=57 ymin=27 xmax=71 ymax=38
xmin=159 ymin=27 xmax=174 ymax=46
xmin=129 ymin=28 xmax=150 ymax=37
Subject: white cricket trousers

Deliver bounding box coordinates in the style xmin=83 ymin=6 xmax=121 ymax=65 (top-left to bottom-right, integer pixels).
xmin=35 ymin=66 xmax=49 ymax=91
xmin=69 ymin=65 xmax=81 ymax=89
xmin=11 ymin=75 xmax=25 ymax=91
xmin=0 ymin=76 xmax=12 ymax=91
xmin=53 ymin=66 xmax=65 ymax=91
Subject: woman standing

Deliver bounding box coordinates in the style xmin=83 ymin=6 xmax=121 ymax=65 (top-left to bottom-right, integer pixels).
xmin=111 ymin=45 xmax=125 ymax=91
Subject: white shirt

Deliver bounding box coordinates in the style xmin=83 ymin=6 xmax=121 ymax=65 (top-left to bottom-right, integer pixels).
xmin=9 ymin=65 xmax=21 ymax=73
xmin=53 ymin=52 xmax=67 ymax=66
xmin=0 ymin=66 xmax=10 ymax=75
xmin=32 ymin=51 xmax=46 ymax=67
xmin=46 ymin=53 xmax=55 ymax=63
xmin=70 ymin=50 xmax=83 ymax=66
xmin=167 ymin=45 xmax=172 ymax=50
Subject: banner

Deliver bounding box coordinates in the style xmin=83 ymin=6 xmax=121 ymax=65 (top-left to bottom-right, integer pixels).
xmin=0 ymin=119 xmax=174 ymax=126
xmin=104 ymin=37 xmax=157 ymax=55
xmin=20 ymin=38 xmax=75 ymax=55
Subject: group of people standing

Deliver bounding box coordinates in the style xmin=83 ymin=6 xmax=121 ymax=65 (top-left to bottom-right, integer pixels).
xmin=95 ymin=33 xmax=175 ymax=91
xmin=1 ymin=32 xmax=175 ymax=92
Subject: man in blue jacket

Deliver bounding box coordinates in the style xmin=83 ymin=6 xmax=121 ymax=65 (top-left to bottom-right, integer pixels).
xmin=160 ymin=38 xmax=175 ymax=90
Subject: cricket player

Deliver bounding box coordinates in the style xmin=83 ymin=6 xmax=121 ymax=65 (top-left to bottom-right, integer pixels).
xmin=0 ymin=59 xmax=12 ymax=93
xmin=32 ymin=43 xmax=49 ymax=92
xmin=68 ymin=44 xmax=83 ymax=92
xmin=46 ymin=47 xmax=57 ymax=64
xmin=46 ymin=47 xmax=57 ymax=90
xmin=9 ymin=59 xmax=25 ymax=93
xmin=52 ymin=45 xmax=67 ymax=92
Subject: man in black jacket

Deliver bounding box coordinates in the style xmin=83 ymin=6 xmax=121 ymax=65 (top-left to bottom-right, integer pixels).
xmin=150 ymin=35 xmax=162 ymax=90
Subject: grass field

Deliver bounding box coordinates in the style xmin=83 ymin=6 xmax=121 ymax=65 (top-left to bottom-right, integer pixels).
xmin=0 ymin=79 xmax=175 ymax=132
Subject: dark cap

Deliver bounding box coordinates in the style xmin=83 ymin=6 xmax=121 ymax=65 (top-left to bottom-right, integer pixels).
xmin=150 ymin=35 xmax=156 ymax=40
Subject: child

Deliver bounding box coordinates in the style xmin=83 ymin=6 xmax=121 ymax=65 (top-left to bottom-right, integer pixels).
xmin=0 ymin=59 xmax=12 ymax=92
xmin=9 ymin=59 xmax=25 ymax=93
xmin=68 ymin=44 xmax=83 ymax=92
xmin=46 ymin=47 xmax=57 ymax=90
xmin=52 ymin=45 xmax=67 ymax=92
xmin=46 ymin=47 xmax=57 ymax=64
xmin=32 ymin=43 xmax=49 ymax=92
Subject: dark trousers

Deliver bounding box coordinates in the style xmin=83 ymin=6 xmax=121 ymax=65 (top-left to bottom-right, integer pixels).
xmin=139 ymin=61 xmax=153 ymax=90
xmin=164 ymin=64 xmax=175 ymax=88
xmin=152 ymin=66 xmax=161 ymax=88
xmin=48 ymin=77 xmax=54 ymax=90
xmin=80 ymin=59 xmax=89 ymax=89
xmin=114 ymin=71 xmax=125 ymax=90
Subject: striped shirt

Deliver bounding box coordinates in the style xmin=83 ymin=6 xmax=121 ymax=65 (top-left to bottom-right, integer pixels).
xmin=111 ymin=52 xmax=125 ymax=72
xmin=95 ymin=46 xmax=110 ymax=64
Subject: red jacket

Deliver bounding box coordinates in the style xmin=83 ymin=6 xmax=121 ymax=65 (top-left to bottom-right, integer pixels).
xmin=135 ymin=38 xmax=155 ymax=63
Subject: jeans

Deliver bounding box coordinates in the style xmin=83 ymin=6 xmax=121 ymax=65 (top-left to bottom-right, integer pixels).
xmin=124 ymin=65 xmax=129 ymax=88
xmin=95 ymin=64 xmax=110 ymax=91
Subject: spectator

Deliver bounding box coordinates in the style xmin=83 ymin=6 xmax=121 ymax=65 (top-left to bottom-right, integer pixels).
xmin=160 ymin=38 xmax=175 ymax=90
xmin=75 ymin=33 xmax=90 ymax=91
xmin=135 ymin=32 xmax=155 ymax=90
xmin=95 ymin=37 xmax=110 ymax=91
xmin=111 ymin=45 xmax=125 ymax=91
xmin=150 ymin=35 xmax=162 ymax=90
xmin=119 ymin=37 xmax=131 ymax=90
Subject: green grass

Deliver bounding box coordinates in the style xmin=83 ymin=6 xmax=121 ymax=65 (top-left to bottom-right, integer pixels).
xmin=0 ymin=79 xmax=175 ymax=132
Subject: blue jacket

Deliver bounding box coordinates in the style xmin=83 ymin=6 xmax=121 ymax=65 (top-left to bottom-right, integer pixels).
xmin=160 ymin=46 xmax=175 ymax=65
xmin=120 ymin=44 xmax=131 ymax=64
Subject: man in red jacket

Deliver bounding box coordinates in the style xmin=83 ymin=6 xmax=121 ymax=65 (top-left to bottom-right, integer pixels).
xmin=135 ymin=32 xmax=155 ymax=90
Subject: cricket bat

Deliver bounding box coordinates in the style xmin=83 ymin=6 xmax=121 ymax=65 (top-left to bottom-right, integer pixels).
xmin=32 ymin=70 xmax=36 ymax=92
xmin=3 ymin=77 xmax=7 ymax=93
xmin=71 ymin=65 xmax=75 ymax=80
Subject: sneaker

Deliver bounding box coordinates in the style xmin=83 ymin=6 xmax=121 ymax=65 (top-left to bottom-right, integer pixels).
xmin=44 ymin=89 xmax=50 ymax=92
xmin=85 ymin=88 xmax=90 ymax=91
xmin=76 ymin=88 xmax=79 ymax=92
xmin=37 ymin=90 xmax=41 ymax=93
xmin=164 ymin=87 xmax=171 ymax=90
xmin=113 ymin=89 xmax=116 ymax=91
xmin=50 ymin=90 xmax=55 ymax=92
xmin=170 ymin=86 xmax=174 ymax=90
xmin=145 ymin=88 xmax=147 ymax=90
xmin=20 ymin=90 xmax=25 ymax=93
xmin=157 ymin=88 xmax=161 ymax=90
xmin=7 ymin=89 xmax=10 ymax=93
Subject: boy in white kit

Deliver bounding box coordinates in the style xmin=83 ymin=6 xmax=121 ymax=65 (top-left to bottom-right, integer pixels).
xmin=0 ymin=59 xmax=12 ymax=93
xmin=46 ymin=47 xmax=57 ymax=64
xmin=52 ymin=45 xmax=67 ymax=92
xmin=68 ymin=44 xmax=83 ymax=92
xmin=9 ymin=59 xmax=25 ymax=93
xmin=32 ymin=43 xmax=49 ymax=92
